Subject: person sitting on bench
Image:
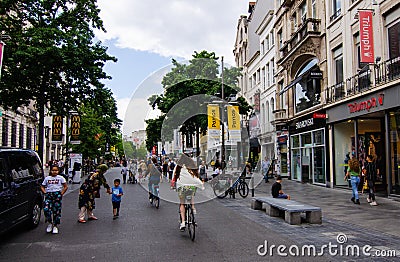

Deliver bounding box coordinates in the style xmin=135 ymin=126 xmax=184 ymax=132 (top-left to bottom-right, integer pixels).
xmin=271 ymin=175 xmax=290 ymax=200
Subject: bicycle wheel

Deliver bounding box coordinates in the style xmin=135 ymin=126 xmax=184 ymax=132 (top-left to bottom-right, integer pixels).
xmin=187 ymin=205 xmax=196 ymax=241
xmin=155 ymin=196 xmax=160 ymax=209
xmin=213 ymin=180 xmax=229 ymax=199
xmin=238 ymin=181 xmax=249 ymax=198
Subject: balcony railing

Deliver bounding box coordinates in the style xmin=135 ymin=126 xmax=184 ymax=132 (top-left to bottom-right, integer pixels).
xmin=326 ymin=56 xmax=400 ymax=104
xmin=279 ymin=18 xmax=321 ymax=61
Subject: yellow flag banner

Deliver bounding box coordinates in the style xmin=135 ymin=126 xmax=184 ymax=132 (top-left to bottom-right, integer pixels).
xmin=227 ymin=105 xmax=241 ymax=142
xmin=207 ymin=104 xmax=220 ymax=139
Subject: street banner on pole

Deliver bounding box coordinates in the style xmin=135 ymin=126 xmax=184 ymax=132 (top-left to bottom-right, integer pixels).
xmin=70 ymin=114 xmax=81 ymax=144
xmin=52 ymin=115 xmax=63 ymax=143
xmin=227 ymin=105 xmax=241 ymax=142
xmin=0 ymin=41 xmax=4 ymax=79
xmin=207 ymin=104 xmax=220 ymax=139
xmin=359 ymin=10 xmax=374 ymax=63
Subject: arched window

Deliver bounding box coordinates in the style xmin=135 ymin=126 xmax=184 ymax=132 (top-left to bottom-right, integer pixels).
xmin=266 ymin=101 xmax=270 ymax=132
xmin=270 ymin=98 xmax=275 ymax=130
xmin=261 ymin=103 xmax=265 ymax=132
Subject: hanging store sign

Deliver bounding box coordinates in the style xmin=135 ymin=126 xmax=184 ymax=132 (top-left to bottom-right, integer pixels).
xmin=52 ymin=115 xmax=63 ymax=142
xmin=227 ymin=105 xmax=241 ymax=142
xmin=70 ymin=114 xmax=81 ymax=144
xmin=207 ymin=104 xmax=220 ymax=139
xmin=359 ymin=10 xmax=375 ymax=63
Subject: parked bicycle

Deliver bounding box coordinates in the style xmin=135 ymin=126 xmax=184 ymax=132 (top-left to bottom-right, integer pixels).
xmin=149 ymin=184 xmax=160 ymax=209
xmin=212 ymin=175 xmax=249 ymax=199
xmin=179 ymin=189 xmax=196 ymax=241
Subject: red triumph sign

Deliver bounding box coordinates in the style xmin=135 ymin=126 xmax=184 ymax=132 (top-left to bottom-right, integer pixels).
xmin=348 ymin=93 xmax=384 ymax=114
xmin=359 ymin=10 xmax=374 ymax=63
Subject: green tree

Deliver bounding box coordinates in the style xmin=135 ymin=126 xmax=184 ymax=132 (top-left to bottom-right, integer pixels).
xmin=0 ymin=0 xmax=117 ymax=161
xmin=71 ymin=87 xmax=122 ymax=161
xmin=148 ymin=50 xmax=252 ymax=154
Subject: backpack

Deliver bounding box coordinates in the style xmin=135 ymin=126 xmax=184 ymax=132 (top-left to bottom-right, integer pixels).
xmin=169 ymin=162 xmax=175 ymax=171
xmin=155 ymin=164 xmax=162 ymax=173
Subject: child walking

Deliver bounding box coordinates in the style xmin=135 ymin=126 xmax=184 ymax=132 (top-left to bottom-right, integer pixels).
xmin=111 ymin=179 xmax=124 ymax=219
xmin=41 ymin=166 xmax=68 ymax=234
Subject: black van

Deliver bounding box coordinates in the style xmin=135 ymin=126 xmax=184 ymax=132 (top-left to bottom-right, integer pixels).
xmin=0 ymin=148 xmax=44 ymax=234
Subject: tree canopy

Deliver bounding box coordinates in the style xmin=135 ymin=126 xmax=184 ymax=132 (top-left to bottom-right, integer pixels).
xmin=146 ymin=50 xmax=252 ymax=152
xmin=0 ymin=0 xmax=118 ymax=160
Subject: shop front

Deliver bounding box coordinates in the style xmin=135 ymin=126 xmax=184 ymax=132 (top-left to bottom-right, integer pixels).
xmin=326 ymin=85 xmax=400 ymax=196
xmin=289 ymin=111 xmax=328 ymax=185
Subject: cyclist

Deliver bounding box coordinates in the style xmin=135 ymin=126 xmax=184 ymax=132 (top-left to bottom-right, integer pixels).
xmin=174 ymin=154 xmax=204 ymax=231
xmin=145 ymin=157 xmax=162 ymax=202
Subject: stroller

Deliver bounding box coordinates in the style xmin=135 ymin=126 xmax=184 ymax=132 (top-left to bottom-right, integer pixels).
xmin=128 ymin=169 xmax=137 ymax=184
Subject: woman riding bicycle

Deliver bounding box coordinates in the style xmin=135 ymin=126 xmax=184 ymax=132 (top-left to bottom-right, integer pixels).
xmin=173 ymin=154 xmax=204 ymax=231
xmin=145 ymin=157 xmax=162 ymax=202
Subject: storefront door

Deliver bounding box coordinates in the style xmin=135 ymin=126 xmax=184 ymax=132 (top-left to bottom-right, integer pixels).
xmin=301 ymin=147 xmax=311 ymax=183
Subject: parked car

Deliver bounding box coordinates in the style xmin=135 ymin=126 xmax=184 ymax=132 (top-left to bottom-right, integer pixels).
xmin=0 ymin=148 xmax=44 ymax=234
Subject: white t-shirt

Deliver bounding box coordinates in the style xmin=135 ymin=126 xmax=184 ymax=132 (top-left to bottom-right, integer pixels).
xmin=176 ymin=166 xmax=204 ymax=190
xmin=42 ymin=175 xmax=66 ymax=192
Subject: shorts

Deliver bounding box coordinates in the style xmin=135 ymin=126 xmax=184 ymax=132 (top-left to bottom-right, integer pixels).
xmin=112 ymin=201 xmax=121 ymax=209
xmin=178 ymin=186 xmax=197 ymax=199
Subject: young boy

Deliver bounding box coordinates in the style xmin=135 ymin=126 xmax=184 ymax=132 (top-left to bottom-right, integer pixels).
xmin=271 ymin=175 xmax=290 ymax=200
xmin=111 ymin=179 xmax=124 ymax=219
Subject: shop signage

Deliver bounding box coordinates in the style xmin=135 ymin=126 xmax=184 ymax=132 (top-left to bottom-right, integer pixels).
xmin=313 ymin=113 xmax=327 ymax=119
xmin=277 ymin=136 xmax=287 ymax=145
xmin=296 ymin=118 xmax=314 ymax=130
xmin=348 ymin=93 xmax=384 ymax=114
xmin=359 ymin=10 xmax=375 ymax=63
xmin=309 ymin=69 xmax=323 ymax=79
xmin=290 ymin=111 xmax=326 ymax=133
xmin=52 ymin=115 xmax=63 ymax=142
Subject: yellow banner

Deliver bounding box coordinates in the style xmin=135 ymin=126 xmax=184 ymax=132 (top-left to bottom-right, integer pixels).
xmin=207 ymin=104 xmax=220 ymax=130
xmin=227 ymin=105 xmax=240 ymax=130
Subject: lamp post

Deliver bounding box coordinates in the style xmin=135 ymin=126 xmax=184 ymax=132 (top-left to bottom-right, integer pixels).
xmin=221 ymin=56 xmax=226 ymax=174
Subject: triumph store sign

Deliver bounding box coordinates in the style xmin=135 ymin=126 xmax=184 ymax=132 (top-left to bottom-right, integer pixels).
xmin=348 ymin=93 xmax=384 ymax=114
xmin=359 ymin=10 xmax=375 ymax=64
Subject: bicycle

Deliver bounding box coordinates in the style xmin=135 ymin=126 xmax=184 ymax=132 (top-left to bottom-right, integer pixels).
xmin=212 ymin=175 xmax=249 ymax=199
xmin=149 ymin=183 xmax=160 ymax=208
xmin=179 ymin=189 xmax=196 ymax=241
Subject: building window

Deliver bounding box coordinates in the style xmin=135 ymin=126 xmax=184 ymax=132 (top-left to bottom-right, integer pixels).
xmin=333 ymin=46 xmax=343 ymax=84
xmin=26 ymin=127 xmax=32 ymax=149
xmin=292 ymin=12 xmax=298 ymax=32
xmin=279 ymin=81 xmax=286 ymax=110
xmin=11 ymin=122 xmax=17 ymax=147
xmin=266 ymin=101 xmax=270 ymax=131
xmin=261 ymin=40 xmax=265 ymax=55
xmin=262 ymin=67 xmax=266 ymax=89
xmin=19 ymin=124 xmax=24 ymax=148
xmin=271 ymin=58 xmax=275 ymax=84
xmin=311 ymin=0 xmax=316 ymax=18
xmin=300 ymin=1 xmax=307 ymax=23
xmin=278 ymin=30 xmax=283 ymax=48
xmin=330 ymin=0 xmax=341 ymax=21
xmin=388 ymin=21 xmax=400 ymax=59
xmin=266 ymin=35 xmax=270 ymax=51
xmin=2 ymin=118 xmax=8 ymax=146
xmin=270 ymin=31 xmax=274 ymax=46
xmin=266 ymin=63 xmax=270 ymax=87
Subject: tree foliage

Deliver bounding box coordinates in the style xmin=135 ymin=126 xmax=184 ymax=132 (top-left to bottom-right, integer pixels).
xmin=147 ymin=50 xmax=252 ymax=149
xmin=0 ymin=0 xmax=117 ymax=160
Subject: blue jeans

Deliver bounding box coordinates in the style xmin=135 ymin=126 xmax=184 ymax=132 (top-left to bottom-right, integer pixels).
xmin=350 ymin=176 xmax=360 ymax=200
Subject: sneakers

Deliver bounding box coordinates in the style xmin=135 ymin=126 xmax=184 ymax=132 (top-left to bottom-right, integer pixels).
xmin=78 ymin=219 xmax=87 ymax=223
xmin=355 ymin=199 xmax=360 ymax=205
xmin=179 ymin=222 xmax=186 ymax=231
xmin=88 ymin=216 xmax=98 ymax=220
xmin=52 ymin=226 xmax=59 ymax=234
xmin=192 ymin=208 xmax=197 ymax=215
xmin=351 ymin=197 xmax=355 ymax=203
xmin=370 ymin=201 xmax=378 ymax=206
xmin=46 ymin=224 xmax=53 ymax=233
xmin=113 ymin=215 xmax=118 ymax=220
xmin=367 ymin=197 xmax=372 ymax=203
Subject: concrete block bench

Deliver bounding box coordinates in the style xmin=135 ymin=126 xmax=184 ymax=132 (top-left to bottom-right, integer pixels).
xmin=251 ymin=196 xmax=322 ymax=225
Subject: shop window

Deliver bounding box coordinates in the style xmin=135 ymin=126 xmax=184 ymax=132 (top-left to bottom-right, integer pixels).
xmin=295 ymin=78 xmax=321 ymax=113
xmin=313 ymin=130 xmax=324 ymax=145
xmin=301 ymin=133 xmax=312 ymax=146
xmin=389 ymin=111 xmax=400 ymax=195
xmin=292 ymin=135 xmax=300 ymax=148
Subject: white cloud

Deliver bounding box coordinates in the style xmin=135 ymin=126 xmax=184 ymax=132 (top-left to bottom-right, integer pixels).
xmin=96 ymin=0 xmax=246 ymax=64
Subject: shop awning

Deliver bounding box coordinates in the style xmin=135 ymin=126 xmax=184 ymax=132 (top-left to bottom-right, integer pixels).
xmin=279 ymin=75 xmax=302 ymax=95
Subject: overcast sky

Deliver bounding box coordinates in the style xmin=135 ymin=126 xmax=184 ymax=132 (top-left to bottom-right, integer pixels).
xmin=95 ymin=0 xmax=248 ymax=134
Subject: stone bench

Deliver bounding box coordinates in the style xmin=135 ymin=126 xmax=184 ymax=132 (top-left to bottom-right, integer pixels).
xmin=251 ymin=196 xmax=322 ymax=225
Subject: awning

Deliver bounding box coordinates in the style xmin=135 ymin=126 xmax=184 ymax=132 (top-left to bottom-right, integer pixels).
xmin=279 ymin=75 xmax=302 ymax=95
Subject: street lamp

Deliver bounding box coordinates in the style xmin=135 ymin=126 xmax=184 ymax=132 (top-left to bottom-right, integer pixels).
xmin=221 ymin=56 xmax=226 ymax=173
